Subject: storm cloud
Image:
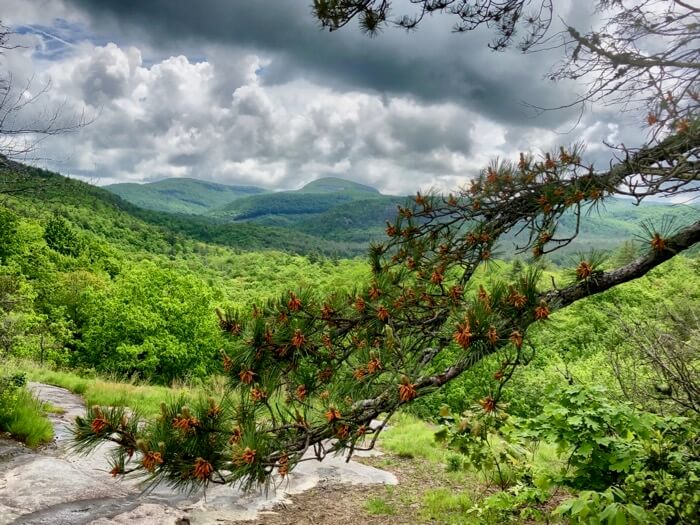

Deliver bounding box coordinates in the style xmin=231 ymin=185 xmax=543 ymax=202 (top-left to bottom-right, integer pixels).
xmin=0 ymin=0 xmax=638 ymax=193
xmin=64 ymin=0 xmax=587 ymax=126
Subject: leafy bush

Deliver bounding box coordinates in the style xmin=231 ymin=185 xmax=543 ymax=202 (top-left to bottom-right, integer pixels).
xmin=523 ymin=384 xmax=655 ymax=490
xmin=435 ymin=404 xmax=531 ymax=491
xmin=434 ymin=383 xmax=700 ymax=523
xmin=475 ymin=485 xmax=551 ymax=524
xmin=554 ymin=488 xmax=655 ymax=524
xmin=526 ymin=385 xmax=700 ymax=524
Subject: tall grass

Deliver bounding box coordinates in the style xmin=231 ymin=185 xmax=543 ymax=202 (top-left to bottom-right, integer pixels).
xmin=379 ymin=413 xmax=445 ymax=461
xmin=11 ymin=360 xmax=227 ymax=418
xmin=420 ymin=488 xmax=474 ymax=524
xmin=0 ymin=386 xmax=53 ymax=447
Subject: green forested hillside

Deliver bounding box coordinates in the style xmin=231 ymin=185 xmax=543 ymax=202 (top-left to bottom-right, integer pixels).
xmin=3 ymin=162 xmax=700 ymax=525
xmin=1 ymin=162 xmax=698 ymax=384
xmin=105 ymin=177 xmax=267 ymax=214
xmin=0 ymin=163 xmax=369 ymax=383
xmin=211 ymin=191 xmax=373 ymax=221
xmin=102 ymin=174 xmax=699 ymax=260
xmin=208 ymin=177 xmax=392 ymax=223
xmin=294 ymin=197 xmax=403 ymax=240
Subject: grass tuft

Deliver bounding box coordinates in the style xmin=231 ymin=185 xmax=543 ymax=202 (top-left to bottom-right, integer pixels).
xmin=0 ymin=388 xmax=54 ymax=447
xmin=42 ymin=402 xmax=66 ymax=415
xmin=380 ymin=413 xmax=443 ymax=461
xmin=420 ymin=488 xmax=474 ymax=524
xmin=364 ymin=496 xmax=397 ymax=516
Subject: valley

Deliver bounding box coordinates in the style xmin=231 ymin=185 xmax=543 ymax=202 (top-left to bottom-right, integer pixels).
xmin=1 ymin=157 xmax=699 ymax=524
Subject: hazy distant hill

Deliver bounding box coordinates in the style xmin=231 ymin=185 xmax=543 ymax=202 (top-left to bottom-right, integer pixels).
xmin=202 ymin=177 xmax=699 ymax=259
xmin=295 ymin=177 xmax=380 ymax=196
xmin=294 ymin=197 xmax=403 ymax=242
xmin=209 ymin=177 xmax=396 ymax=226
xmin=507 ymin=198 xmax=700 ymax=261
xmin=10 ymin=164 xmax=699 ymax=260
xmin=105 ymin=177 xmax=268 ymax=214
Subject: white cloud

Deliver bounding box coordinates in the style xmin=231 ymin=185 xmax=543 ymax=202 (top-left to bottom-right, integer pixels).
xmin=4 ymin=29 xmax=614 ymax=194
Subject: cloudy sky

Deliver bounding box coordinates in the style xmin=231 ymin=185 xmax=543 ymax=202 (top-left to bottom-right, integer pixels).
xmin=1 ymin=0 xmax=643 ymax=194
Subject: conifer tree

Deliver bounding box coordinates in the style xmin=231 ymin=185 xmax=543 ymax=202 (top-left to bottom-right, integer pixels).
xmin=73 ymin=0 xmax=699 ymax=489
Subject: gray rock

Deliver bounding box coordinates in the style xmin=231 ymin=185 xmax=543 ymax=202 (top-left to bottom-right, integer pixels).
xmin=0 ymin=383 xmax=396 ymax=524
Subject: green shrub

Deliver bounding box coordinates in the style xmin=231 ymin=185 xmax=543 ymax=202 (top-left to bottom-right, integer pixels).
xmin=446 ymin=452 xmax=464 ymax=472
xmin=523 ymin=384 xmax=655 ymax=490
xmin=435 ymin=404 xmax=531 ymax=491
xmin=527 ymin=385 xmax=700 ymax=524
xmin=554 ymin=488 xmax=655 ymax=524
xmin=475 ymin=485 xmax=550 ymax=524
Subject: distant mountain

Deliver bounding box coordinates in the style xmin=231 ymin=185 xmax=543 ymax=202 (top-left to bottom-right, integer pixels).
xmin=295 ymin=177 xmax=380 ymax=196
xmin=281 ymin=193 xmax=700 ymax=262
xmin=167 ymin=176 xmax=700 ymax=260
xmin=506 ymin=198 xmax=700 ymax=262
xmin=8 ymin=164 xmax=698 ymax=260
xmin=105 ymin=177 xmax=268 ymax=214
xmin=209 ymin=177 xmax=396 ymax=224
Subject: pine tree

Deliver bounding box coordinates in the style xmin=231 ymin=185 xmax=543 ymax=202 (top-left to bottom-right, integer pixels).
xmin=73 ymin=136 xmax=700 ymax=489
xmin=73 ymin=0 xmax=699 ymax=489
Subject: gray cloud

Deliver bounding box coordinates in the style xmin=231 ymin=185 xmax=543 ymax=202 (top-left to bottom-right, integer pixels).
xmin=64 ymin=0 xmax=587 ymax=128
xmin=7 ymin=39 xmax=486 ymax=192
xmin=1 ymin=0 xmax=638 ymax=194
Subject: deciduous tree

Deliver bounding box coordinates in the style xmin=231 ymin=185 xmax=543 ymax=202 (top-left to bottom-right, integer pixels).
xmin=0 ymin=22 xmax=88 ymax=196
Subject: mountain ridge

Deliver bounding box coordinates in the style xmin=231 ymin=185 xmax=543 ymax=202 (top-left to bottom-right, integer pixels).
xmin=6 ymin=164 xmax=699 ymax=260
xmin=105 ymin=177 xmax=269 ymax=214
xmin=295 ymin=177 xmax=382 ymax=195
xmin=104 ymin=176 xmax=391 ymax=216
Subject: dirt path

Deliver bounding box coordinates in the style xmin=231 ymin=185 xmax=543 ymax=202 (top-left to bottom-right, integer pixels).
xmin=0 ymin=383 xmax=397 ymax=525
xmin=234 ymin=455 xmax=451 ymax=525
